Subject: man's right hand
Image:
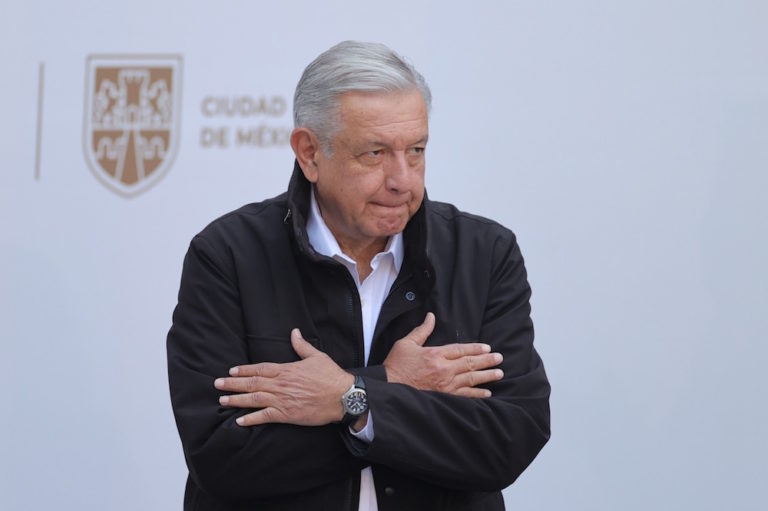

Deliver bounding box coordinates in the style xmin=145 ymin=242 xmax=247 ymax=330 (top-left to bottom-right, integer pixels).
xmin=383 ymin=312 xmax=504 ymax=398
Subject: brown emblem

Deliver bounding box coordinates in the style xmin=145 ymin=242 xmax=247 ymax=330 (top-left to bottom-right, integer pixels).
xmin=83 ymin=55 xmax=182 ymax=197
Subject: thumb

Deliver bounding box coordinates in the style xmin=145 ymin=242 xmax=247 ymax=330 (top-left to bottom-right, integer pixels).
xmin=407 ymin=312 xmax=436 ymax=347
xmin=290 ymin=328 xmax=320 ymax=359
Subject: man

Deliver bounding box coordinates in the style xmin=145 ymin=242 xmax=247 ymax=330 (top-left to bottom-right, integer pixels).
xmin=167 ymin=41 xmax=550 ymax=511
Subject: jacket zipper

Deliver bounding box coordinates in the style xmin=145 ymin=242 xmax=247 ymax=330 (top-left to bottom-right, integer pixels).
xmin=342 ymin=269 xmax=362 ymax=511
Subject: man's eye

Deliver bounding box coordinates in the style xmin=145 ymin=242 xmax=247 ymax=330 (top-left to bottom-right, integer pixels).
xmin=360 ymin=150 xmax=384 ymax=162
xmin=409 ymin=147 xmax=425 ymax=155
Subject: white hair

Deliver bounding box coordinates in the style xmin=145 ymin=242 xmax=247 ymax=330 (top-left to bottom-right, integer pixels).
xmin=293 ymin=40 xmax=432 ymax=153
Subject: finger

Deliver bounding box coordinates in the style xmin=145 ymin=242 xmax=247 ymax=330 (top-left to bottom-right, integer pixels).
xmin=235 ymin=407 xmax=284 ymax=427
xmin=290 ymin=328 xmax=321 ymax=359
xmin=219 ymin=390 xmax=276 ymax=409
xmin=452 ymin=387 xmax=493 ymax=399
xmin=440 ymin=342 xmax=493 ymax=360
xmin=228 ymin=362 xmax=281 ymax=378
xmin=404 ymin=312 xmax=436 ymax=347
xmin=452 ymin=368 xmax=504 ymax=389
xmin=215 ymin=375 xmax=278 ymax=393
xmin=455 ymin=352 xmax=503 ymax=372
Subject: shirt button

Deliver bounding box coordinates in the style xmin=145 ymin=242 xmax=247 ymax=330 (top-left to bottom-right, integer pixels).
xmin=384 ymin=486 xmax=395 ymax=497
xmin=405 ymin=291 xmax=416 ymax=301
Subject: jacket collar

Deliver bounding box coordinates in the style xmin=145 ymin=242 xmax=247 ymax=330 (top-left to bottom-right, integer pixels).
xmin=284 ymin=160 xmax=434 ymax=283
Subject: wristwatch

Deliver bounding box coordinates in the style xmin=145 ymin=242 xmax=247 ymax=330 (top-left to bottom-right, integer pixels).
xmin=340 ymin=375 xmax=368 ymax=426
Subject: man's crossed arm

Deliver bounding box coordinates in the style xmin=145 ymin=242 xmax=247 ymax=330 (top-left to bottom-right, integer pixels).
xmin=214 ymin=312 xmax=504 ymax=428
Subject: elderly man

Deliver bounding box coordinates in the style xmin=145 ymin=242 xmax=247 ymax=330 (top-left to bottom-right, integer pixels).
xmin=167 ymin=41 xmax=550 ymax=511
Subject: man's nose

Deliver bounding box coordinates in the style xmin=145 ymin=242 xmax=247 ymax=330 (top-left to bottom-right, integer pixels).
xmin=385 ymin=151 xmax=411 ymax=192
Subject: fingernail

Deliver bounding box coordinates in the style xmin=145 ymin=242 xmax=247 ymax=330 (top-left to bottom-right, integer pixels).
xmin=484 ymin=389 xmax=492 ymax=398
xmin=219 ymin=396 xmax=229 ymax=405
xmin=229 ymin=367 xmax=239 ymax=376
xmin=214 ymin=378 xmax=225 ymax=388
xmin=494 ymin=369 xmax=504 ymax=379
xmin=492 ymin=353 xmax=503 ymax=363
xmin=482 ymin=344 xmax=491 ymax=353
xmin=236 ymin=417 xmax=244 ymax=426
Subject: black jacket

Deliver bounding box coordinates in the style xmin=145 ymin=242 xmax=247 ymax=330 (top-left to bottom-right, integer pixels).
xmin=167 ymin=163 xmax=550 ymax=510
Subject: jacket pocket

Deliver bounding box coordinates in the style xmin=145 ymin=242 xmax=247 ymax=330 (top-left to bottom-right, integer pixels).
xmin=244 ymin=335 xmax=319 ymax=363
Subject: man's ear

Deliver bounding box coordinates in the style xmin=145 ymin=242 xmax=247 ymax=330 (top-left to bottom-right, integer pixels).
xmin=290 ymin=128 xmax=322 ymax=183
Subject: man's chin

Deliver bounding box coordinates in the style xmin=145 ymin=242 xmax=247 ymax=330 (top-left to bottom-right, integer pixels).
xmin=373 ymin=222 xmax=408 ymax=237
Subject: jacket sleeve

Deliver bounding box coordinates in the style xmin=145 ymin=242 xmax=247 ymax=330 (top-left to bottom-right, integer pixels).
xmin=167 ymin=235 xmax=362 ymax=501
xmin=341 ymin=231 xmax=551 ymax=491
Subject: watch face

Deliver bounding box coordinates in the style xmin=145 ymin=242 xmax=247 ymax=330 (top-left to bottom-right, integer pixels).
xmin=345 ymin=389 xmax=368 ymax=415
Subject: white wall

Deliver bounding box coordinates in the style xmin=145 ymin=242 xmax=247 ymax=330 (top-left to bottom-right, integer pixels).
xmin=1 ymin=1 xmax=766 ymax=509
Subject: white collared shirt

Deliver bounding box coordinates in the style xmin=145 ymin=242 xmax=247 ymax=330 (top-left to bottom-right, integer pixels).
xmin=306 ymin=189 xmax=403 ymax=511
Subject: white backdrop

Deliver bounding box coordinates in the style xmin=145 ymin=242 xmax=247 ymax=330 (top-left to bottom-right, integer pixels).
xmin=2 ymin=1 xmax=767 ymax=509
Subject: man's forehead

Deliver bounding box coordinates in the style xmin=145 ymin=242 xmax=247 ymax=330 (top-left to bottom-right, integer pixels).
xmin=336 ymin=89 xmax=428 ymax=138
xmin=338 ymin=89 xmax=426 ymax=115
xmin=353 ymin=132 xmax=429 ymax=148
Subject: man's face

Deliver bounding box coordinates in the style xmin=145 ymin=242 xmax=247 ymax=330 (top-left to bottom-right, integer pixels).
xmin=310 ymin=89 xmax=428 ymax=253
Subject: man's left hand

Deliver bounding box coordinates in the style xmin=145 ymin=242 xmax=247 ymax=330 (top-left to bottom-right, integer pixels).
xmin=214 ymin=329 xmax=354 ymax=427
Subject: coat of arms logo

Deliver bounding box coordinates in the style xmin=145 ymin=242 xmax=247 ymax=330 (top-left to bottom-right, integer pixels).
xmin=83 ymin=55 xmax=182 ymax=197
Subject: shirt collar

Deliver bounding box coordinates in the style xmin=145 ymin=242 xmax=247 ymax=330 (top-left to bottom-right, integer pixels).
xmin=306 ymin=187 xmax=404 ymax=272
